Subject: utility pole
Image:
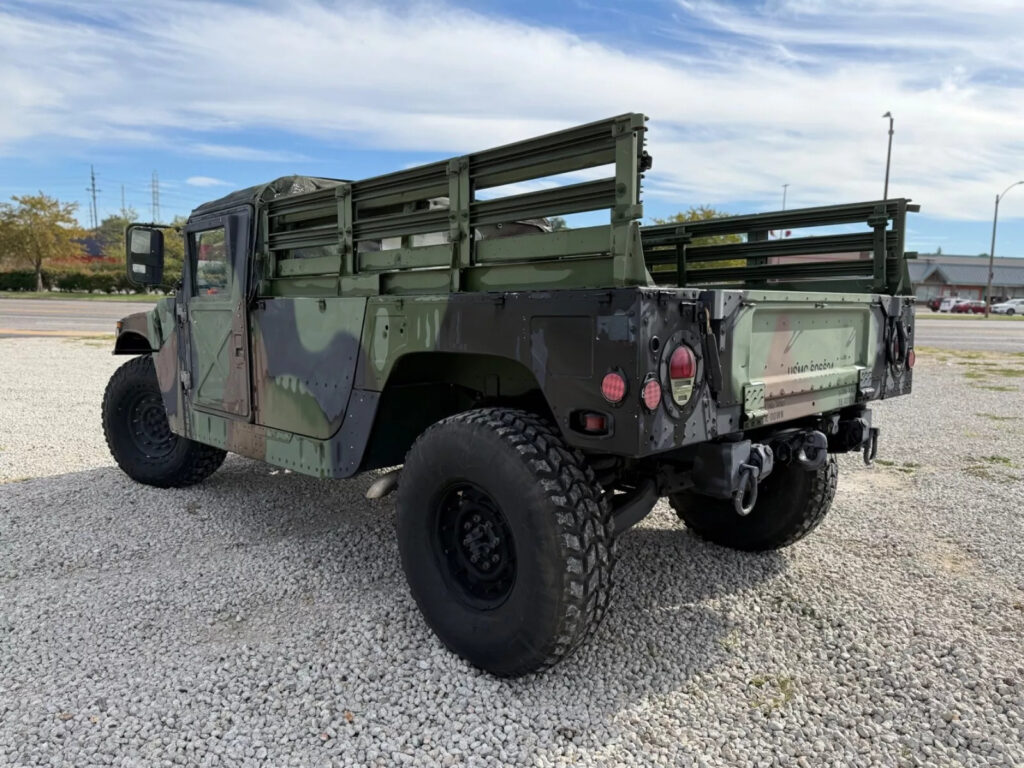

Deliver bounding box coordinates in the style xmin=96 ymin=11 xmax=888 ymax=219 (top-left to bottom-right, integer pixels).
xmin=86 ymin=165 xmax=101 ymax=230
xmin=985 ymin=180 xmax=1024 ymax=316
xmin=781 ymin=183 xmax=789 ymax=211
xmin=151 ymin=171 xmax=161 ymax=224
xmin=882 ymin=112 xmax=894 ymax=200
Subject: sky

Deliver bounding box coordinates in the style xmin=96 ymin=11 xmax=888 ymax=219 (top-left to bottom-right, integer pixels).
xmin=1 ymin=0 xmax=1023 ymax=257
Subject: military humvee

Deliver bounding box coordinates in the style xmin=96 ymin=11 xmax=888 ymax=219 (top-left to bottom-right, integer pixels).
xmin=105 ymin=114 xmax=916 ymax=676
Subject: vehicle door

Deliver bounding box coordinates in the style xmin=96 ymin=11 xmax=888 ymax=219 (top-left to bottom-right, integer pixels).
xmin=185 ymin=206 xmax=252 ymax=417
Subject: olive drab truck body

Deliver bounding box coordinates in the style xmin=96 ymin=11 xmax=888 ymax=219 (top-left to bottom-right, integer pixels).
xmin=106 ymin=113 xmax=917 ymax=676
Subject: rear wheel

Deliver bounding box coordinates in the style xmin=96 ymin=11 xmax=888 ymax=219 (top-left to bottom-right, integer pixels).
xmin=670 ymin=456 xmax=838 ymax=552
xmin=102 ymin=355 xmax=226 ymax=488
xmin=397 ymin=408 xmax=614 ymax=677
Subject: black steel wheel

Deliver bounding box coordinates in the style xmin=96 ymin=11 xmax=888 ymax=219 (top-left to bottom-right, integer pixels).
xmin=397 ymin=408 xmax=615 ymax=677
xmin=124 ymin=389 xmax=176 ymax=460
xmin=434 ymin=482 xmax=516 ymax=609
xmin=102 ymin=355 xmax=226 ymax=488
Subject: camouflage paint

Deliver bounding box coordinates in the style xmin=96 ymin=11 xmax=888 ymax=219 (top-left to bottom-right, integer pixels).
xmin=113 ymin=113 xmax=916 ymax=479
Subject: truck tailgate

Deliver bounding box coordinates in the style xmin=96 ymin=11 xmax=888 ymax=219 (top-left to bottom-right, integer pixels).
xmin=722 ymin=292 xmax=882 ymax=427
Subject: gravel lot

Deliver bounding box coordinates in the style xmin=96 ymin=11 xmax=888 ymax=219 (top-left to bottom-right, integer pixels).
xmin=2 ymin=338 xmax=1023 ymax=767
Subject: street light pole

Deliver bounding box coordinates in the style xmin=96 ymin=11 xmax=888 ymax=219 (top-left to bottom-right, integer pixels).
xmin=882 ymin=112 xmax=894 ymax=200
xmin=782 ymin=183 xmax=789 ymax=211
xmin=985 ymin=180 xmax=1024 ymax=316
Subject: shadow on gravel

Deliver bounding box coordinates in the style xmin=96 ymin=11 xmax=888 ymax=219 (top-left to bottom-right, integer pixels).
xmin=3 ymin=460 xmax=786 ymax=756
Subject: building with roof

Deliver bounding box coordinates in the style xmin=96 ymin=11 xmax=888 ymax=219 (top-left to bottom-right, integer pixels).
xmin=908 ymin=254 xmax=1024 ymax=302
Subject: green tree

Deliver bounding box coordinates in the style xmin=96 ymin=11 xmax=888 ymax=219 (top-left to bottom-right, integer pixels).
xmin=0 ymin=193 xmax=86 ymax=290
xmin=652 ymin=205 xmax=742 ymax=246
xmin=651 ymin=206 xmax=743 ymax=272
xmin=549 ymin=216 xmax=568 ymax=231
xmin=162 ymin=215 xmax=188 ymax=285
xmin=95 ymin=207 xmax=139 ymax=257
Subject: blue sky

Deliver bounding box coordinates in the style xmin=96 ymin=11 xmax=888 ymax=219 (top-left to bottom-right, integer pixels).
xmin=2 ymin=0 xmax=1023 ymax=257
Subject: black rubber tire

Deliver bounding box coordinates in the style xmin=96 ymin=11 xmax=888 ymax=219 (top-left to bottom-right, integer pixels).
xmin=1007 ymin=309 xmax=1015 ymax=316
xmin=670 ymin=456 xmax=838 ymax=552
xmin=102 ymin=355 xmax=226 ymax=488
xmin=397 ymin=407 xmax=615 ymax=677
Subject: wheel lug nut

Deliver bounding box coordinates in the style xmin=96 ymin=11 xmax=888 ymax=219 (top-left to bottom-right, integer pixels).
xmin=470 ymin=554 xmax=478 ymax=563
xmin=491 ymin=555 xmax=499 ymax=563
xmin=464 ymin=522 xmax=471 ymax=530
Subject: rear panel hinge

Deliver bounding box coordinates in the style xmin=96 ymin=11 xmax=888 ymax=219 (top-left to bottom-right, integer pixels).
xmin=743 ymin=382 xmax=766 ymax=427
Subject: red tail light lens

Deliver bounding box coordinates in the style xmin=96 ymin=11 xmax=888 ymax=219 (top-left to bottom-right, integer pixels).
xmin=668 ymin=345 xmax=697 ymax=406
xmin=669 ymin=345 xmax=696 ymax=380
xmin=641 ymin=378 xmax=662 ymax=410
xmin=601 ymin=372 xmax=627 ymax=403
xmin=907 ymin=348 xmax=916 ymax=368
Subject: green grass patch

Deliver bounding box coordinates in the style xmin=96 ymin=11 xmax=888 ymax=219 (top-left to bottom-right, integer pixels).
xmin=748 ymin=675 xmax=797 ymax=712
xmin=0 ymin=291 xmax=162 ymax=302
xmin=980 ymin=455 xmax=1013 ymax=466
xmin=978 ymin=385 xmax=1019 ymax=392
xmin=987 ymin=367 xmax=1024 ymax=378
xmin=976 ymin=413 xmax=1019 ymax=421
xmin=917 ymin=312 xmax=1024 ymax=321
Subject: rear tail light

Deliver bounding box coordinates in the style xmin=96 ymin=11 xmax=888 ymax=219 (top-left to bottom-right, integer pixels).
xmin=641 ymin=378 xmax=662 ymax=411
xmin=601 ymin=372 xmax=627 ymax=403
xmin=907 ymin=348 xmax=916 ymax=368
xmin=668 ymin=345 xmax=697 ymax=405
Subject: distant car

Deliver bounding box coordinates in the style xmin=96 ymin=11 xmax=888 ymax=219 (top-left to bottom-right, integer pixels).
xmin=938 ymin=296 xmax=962 ymax=313
xmin=991 ymin=297 xmax=1024 ymax=316
xmin=951 ymin=300 xmax=987 ymax=314
xmin=926 ymin=297 xmax=942 ymax=312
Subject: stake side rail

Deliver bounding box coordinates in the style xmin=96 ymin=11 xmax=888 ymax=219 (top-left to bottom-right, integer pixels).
xmin=257 ymin=113 xmax=651 ymax=297
xmin=641 ymin=198 xmax=919 ymax=296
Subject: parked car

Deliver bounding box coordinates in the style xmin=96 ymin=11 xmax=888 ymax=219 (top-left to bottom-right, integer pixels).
xmin=926 ymin=297 xmax=942 ymax=312
xmin=938 ymin=296 xmax=962 ymax=312
xmin=991 ymin=298 xmax=1024 ymax=316
xmin=952 ymin=300 xmax=987 ymax=314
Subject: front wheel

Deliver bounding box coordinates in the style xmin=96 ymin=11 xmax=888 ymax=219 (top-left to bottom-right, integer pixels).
xmin=102 ymin=355 xmax=226 ymax=488
xmin=670 ymin=456 xmax=838 ymax=552
xmin=397 ymin=408 xmax=615 ymax=677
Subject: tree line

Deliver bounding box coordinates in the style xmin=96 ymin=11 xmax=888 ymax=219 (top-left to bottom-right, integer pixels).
xmin=0 ymin=193 xmax=185 ymax=293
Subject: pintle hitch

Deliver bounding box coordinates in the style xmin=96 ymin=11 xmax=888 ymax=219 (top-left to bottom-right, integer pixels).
xmin=771 ymin=430 xmax=828 ymax=471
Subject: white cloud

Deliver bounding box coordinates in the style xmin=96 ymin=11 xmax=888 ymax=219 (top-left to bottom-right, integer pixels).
xmin=188 ymin=144 xmax=309 ymax=163
xmin=185 ymin=176 xmax=234 ymax=187
xmin=0 ymin=1 xmax=1022 ymax=221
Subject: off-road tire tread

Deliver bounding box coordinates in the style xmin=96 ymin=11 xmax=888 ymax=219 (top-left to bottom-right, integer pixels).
xmin=412 ymin=407 xmax=615 ymax=675
xmin=102 ymin=355 xmax=226 ymax=488
xmin=670 ymin=456 xmax=838 ymax=551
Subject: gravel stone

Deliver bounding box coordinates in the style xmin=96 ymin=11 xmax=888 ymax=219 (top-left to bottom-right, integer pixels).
xmin=1 ymin=338 xmax=1023 ymax=766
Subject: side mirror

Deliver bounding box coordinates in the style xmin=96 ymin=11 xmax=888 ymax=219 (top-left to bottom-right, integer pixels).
xmin=126 ymin=225 xmax=165 ymax=287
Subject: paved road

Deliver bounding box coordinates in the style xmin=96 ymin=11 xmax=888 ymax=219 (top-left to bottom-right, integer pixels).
xmin=0 ymin=298 xmax=154 ymax=338
xmin=2 ymin=297 xmax=1023 ymax=352
xmin=914 ymin=316 xmax=1024 ymax=352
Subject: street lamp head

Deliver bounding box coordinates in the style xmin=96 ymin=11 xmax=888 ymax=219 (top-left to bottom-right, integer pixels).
xmin=882 ymin=111 xmax=892 ymax=119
